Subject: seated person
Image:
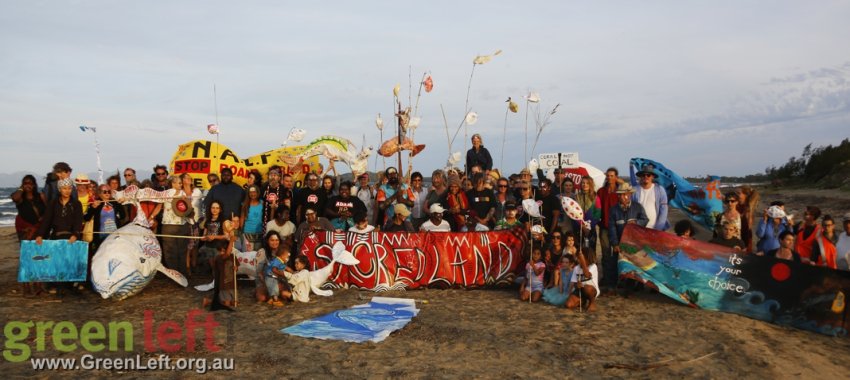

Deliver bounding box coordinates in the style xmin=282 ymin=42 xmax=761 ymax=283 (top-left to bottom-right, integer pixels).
xmin=566 ymin=247 xmax=600 ymax=312
xmin=420 ymin=204 xmax=451 ymax=232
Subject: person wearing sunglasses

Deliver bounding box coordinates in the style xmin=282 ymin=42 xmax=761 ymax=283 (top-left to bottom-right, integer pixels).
xmin=492 ymin=177 xmax=516 ymax=223
xmin=151 ymin=164 xmax=170 ymax=191
xmin=714 ymin=192 xmax=742 ymax=240
xmin=632 ymin=164 xmax=669 ymax=231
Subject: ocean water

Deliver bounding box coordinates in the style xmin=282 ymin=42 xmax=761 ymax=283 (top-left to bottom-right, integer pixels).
xmin=0 ymin=188 xmax=17 ymax=226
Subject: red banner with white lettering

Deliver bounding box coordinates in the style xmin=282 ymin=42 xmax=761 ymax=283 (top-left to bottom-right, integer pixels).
xmin=299 ymin=230 xmax=527 ymax=291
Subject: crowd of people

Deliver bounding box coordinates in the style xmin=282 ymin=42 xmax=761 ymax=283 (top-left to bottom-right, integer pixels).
xmin=11 ymin=135 xmax=850 ymax=311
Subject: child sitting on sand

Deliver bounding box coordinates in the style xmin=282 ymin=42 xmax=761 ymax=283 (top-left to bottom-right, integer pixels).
xmin=542 ymin=254 xmax=576 ymax=306
xmin=520 ymin=248 xmax=546 ymax=302
xmin=566 ymin=247 xmax=600 ymax=312
xmin=282 ymin=255 xmax=311 ymax=303
xmin=265 ymin=245 xmax=293 ymax=307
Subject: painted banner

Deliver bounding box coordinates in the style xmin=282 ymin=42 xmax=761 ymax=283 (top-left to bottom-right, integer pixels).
xmin=19 ymin=240 xmax=89 ymax=282
xmin=629 ymin=157 xmax=723 ymax=230
xmin=619 ymin=224 xmax=850 ymax=337
xmin=299 ymin=230 xmax=527 ymax=291
xmin=281 ymin=297 xmax=419 ymax=343
xmin=169 ymin=140 xmax=320 ymax=190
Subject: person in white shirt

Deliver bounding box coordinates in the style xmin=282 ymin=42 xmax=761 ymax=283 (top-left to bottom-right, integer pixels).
xmin=632 ymin=164 xmax=669 ymax=231
xmin=420 ymin=204 xmax=451 ymax=232
xmin=349 ymin=212 xmax=375 ymax=234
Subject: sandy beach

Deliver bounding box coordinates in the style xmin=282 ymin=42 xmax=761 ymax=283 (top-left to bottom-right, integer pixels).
xmin=2 ymin=188 xmax=850 ymax=378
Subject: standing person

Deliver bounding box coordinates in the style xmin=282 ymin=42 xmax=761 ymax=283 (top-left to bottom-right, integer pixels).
xmin=74 ymin=174 xmax=94 ymax=215
xmin=294 ymin=173 xmax=326 ymax=224
xmin=606 ymin=183 xmax=648 ymax=292
xmin=84 ymin=183 xmax=126 ymax=250
xmin=736 ymin=185 xmax=759 ymax=253
xmin=465 ymin=133 xmax=493 ymax=176
xmin=756 ymin=205 xmax=790 ymax=254
xmin=35 ymin=177 xmax=84 ymax=293
xmin=424 ymin=169 xmax=447 ymax=214
xmin=161 ymin=175 xmax=191 ymax=277
xmin=835 ymin=218 xmax=850 ymax=271
xmin=240 ymin=186 xmax=264 ymax=251
xmin=420 ymin=204 xmax=451 ymax=232
xmin=559 ymin=179 xmax=576 ymax=200
xmin=354 ymin=173 xmax=376 ymax=226
xmin=45 ymin=162 xmax=74 ymax=203
xmin=123 ymin=168 xmax=139 ymax=189
xmin=204 ymin=167 xmax=245 ymax=222
xmin=794 ymin=206 xmax=824 ymax=265
xmin=106 ymin=175 xmax=121 ymax=192
xmin=409 ymin=172 xmax=430 ymax=230
xmin=552 ymin=168 xmax=568 ymax=194
xmin=535 ymin=179 xmax=561 ymax=235
xmin=575 ymin=176 xmax=601 ymax=249
xmin=596 ymin=167 xmax=621 ymax=268
xmin=35 ymin=177 xmax=83 ymax=245
xmin=633 ymin=164 xmax=669 ymax=231
xmin=12 ymin=175 xmax=47 ymax=242
xmin=181 ymin=173 xmax=203 ymax=272
xmin=714 ymin=192 xmax=742 ymax=239
xmin=493 ymin=177 xmax=517 ymax=223
xmin=151 ymin=164 xmax=170 ymax=191
xmin=326 ymin=181 xmax=366 ymax=231
xmin=260 ymin=168 xmax=286 ymax=233
xmin=822 ymin=215 xmax=839 ymax=245
xmin=12 ymin=175 xmax=47 ymax=295
xmin=466 ymin=173 xmax=497 ymax=230
xmin=375 ymin=167 xmax=414 ymax=228
xmin=383 ymin=204 xmax=415 ymax=232
xmin=244 ymin=169 xmax=263 ymax=192
xmin=281 ymin=173 xmax=296 ymax=223
xmin=321 ymin=175 xmax=337 ymax=198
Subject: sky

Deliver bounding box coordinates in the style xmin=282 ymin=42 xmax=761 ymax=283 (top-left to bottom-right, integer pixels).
xmin=2 ymin=0 xmax=849 ymax=181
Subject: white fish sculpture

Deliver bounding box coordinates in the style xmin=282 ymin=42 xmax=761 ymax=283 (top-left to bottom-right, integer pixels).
xmin=90 ymin=185 xmax=188 ymax=300
xmin=90 ymin=223 xmax=188 ymax=300
xmin=522 ymin=198 xmax=544 ymax=219
xmin=305 ymin=241 xmax=360 ymax=297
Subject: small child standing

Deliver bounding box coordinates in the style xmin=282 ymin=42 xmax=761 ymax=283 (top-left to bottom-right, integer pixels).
xmin=520 ymin=248 xmax=546 ymax=302
xmin=283 ymin=255 xmax=312 ymax=303
xmin=264 ymin=247 xmax=292 ymax=307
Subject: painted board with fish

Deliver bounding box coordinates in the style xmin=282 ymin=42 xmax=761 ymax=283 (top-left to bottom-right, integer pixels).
xmin=18 ymin=240 xmax=89 ymax=282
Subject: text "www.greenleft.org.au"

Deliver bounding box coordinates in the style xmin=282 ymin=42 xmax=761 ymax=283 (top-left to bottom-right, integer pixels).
xmin=31 ymin=354 xmax=234 ymax=374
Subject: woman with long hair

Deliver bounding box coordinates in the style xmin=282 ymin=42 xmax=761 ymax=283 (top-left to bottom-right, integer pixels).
xmin=254 ymin=230 xmax=286 ymax=302
xmin=240 ymin=185 xmax=264 ymax=251
xmin=12 ymin=175 xmax=46 ymax=242
xmin=736 ymin=185 xmax=759 ymax=253
xmin=574 ymin=176 xmax=601 ymax=250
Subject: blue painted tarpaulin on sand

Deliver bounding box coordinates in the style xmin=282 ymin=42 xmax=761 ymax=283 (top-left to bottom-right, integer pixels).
xmin=281 ymin=297 xmax=419 ymax=343
xmin=18 ymin=240 xmax=89 ymax=282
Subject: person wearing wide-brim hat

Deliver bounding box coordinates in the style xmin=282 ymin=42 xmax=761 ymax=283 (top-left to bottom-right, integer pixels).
xmin=604 ymin=182 xmax=648 ymax=290
xmin=633 ymin=163 xmax=670 ymax=231
xmin=420 ymin=203 xmax=451 ymax=232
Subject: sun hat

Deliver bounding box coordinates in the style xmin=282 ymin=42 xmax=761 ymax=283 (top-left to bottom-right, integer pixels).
xmin=74 ymin=174 xmax=91 ymax=185
xmin=636 ymin=164 xmax=657 ymax=178
xmin=429 ymin=204 xmax=446 ymax=214
xmin=171 ymin=197 xmax=192 ymax=218
xmin=615 ymin=182 xmax=636 ymax=194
